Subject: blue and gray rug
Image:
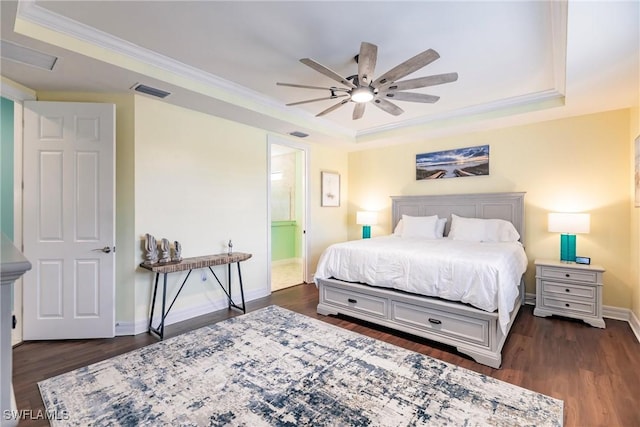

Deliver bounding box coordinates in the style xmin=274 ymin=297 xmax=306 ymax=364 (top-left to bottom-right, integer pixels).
xmin=39 ymin=305 xmax=563 ymax=426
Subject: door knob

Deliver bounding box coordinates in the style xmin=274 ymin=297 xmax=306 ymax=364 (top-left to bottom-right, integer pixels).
xmin=93 ymin=246 xmax=112 ymax=253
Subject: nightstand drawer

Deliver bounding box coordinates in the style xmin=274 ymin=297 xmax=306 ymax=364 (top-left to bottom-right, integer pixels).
xmin=539 ymin=266 xmax=598 ymax=284
xmin=541 ymin=281 xmax=596 ymax=301
xmin=540 ymin=296 xmax=596 ymax=316
xmin=322 ymin=285 xmax=387 ymax=318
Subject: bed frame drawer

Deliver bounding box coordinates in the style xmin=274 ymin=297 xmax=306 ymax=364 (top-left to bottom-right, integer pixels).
xmin=321 ymin=285 xmax=387 ymax=318
xmin=391 ymin=301 xmax=490 ymax=347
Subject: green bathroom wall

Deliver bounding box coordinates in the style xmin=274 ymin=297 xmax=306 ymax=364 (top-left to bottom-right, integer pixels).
xmin=271 ymin=220 xmax=297 ymax=260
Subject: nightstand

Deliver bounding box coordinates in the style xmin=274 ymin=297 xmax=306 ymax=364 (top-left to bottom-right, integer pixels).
xmin=534 ymin=259 xmax=605 ymax=328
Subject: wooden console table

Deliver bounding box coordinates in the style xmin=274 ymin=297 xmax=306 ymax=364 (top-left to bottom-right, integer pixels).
xmin=140 ymin=252 xmax=251 ymax=340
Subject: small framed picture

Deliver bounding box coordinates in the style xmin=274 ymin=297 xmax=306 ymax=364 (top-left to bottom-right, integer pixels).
xmin=321 ymin=171 xmax=340 ymax=207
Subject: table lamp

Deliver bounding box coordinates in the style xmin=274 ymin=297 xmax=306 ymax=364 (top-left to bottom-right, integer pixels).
xmin=356 ymin=211 xmax=378 ymax=239
xmin=548 ymin=212 xmax=590 ymax=262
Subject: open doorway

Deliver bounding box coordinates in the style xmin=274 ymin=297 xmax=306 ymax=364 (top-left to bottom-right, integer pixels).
xmin=269 ymin=138 xmax=307 ymax=291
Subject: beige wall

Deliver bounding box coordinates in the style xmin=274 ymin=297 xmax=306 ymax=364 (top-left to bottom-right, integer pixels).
xmin=348 ymin=109 xmax=633 ymax=308
xmin=631 ymin=106 xmax=640 ymax=320
xmin=131 ymin=96 xmax=349 ymax=325
xmin=309 ymin=144 xmax=349 ymax=274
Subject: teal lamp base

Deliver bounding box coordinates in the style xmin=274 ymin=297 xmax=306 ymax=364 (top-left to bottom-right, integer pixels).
xmin=362 ymin=225 xmax=371 ymax=239
xmin=559 ymin=233 xmax=576 ymax=262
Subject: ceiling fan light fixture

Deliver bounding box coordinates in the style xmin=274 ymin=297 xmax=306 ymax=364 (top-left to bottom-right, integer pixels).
xmin=350 ymin=87 xmax=374 ymax=103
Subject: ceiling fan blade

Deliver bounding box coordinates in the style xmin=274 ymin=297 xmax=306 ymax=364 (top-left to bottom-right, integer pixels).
xmin=378 ymin=72 xmax=458 ymax=91
xmin=300 ymin=58 xmax=356 ymax=89
xmin=277 ymin=82 xmax=349 ymax=91
xmin=372 ymin=98 xmax=404 ymax=116
xmin=382 ymin=92 xmax=440 ymax=103
xmin=286 ymin=94 xmax=349 ymax=106
xmin=372 ymin=48 xmax=440 ymax=87
xmin=316 ymin=98 xmax=350 ymax=117
xmin=357 ymin=42 xmax=377 ymax=86
xmin=352 ymin=103 xmax=366 ymax=120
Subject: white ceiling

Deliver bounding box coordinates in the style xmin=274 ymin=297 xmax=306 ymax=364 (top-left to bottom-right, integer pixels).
xmin=1 ymin=1 xmax=638 ymax=149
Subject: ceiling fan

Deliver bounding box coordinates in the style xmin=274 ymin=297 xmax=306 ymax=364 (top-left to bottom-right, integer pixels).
xmin=277 ymin=42 xmax=458 ymax=120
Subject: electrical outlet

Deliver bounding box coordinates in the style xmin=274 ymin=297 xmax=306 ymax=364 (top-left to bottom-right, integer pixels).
xmin=200 ymin=271 xmax=207 ymax=282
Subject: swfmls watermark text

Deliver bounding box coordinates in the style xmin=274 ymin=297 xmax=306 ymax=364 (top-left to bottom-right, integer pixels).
xmin=3 ymin=409 xmax=70 ymax=421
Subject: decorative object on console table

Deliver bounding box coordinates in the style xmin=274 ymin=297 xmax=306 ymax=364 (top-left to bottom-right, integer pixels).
xmin=172 ymin=241 xmax=182 ymax=262
xmin=356 ymin=211 xmax=378 ymax=239
xmin=143 ymin=233 xmax=158 ymax=265
xmin=548 ymin=212 xmax=590 ymax=262
xmin=158 ymin=238 xmax=171 ymax=263
xmin=321 ymin=171 xmax=340 ymax=207
xmin=533 ymin=258 xmax=605 ymax=328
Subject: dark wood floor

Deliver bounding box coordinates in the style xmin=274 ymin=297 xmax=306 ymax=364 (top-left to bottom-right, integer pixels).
xmin=13 ymin=283 xmax=640 ymax=427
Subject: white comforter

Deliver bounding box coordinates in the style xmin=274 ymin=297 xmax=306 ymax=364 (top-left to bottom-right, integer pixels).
xmin=314 ymin=235 xmax=528 ymax=334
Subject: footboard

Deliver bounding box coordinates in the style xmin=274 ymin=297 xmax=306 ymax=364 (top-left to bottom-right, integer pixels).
xmin=317 ymin=278 xmax=522 ymax=369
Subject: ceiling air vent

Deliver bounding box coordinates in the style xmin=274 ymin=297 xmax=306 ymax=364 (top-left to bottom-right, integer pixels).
xmin=289 ymin=131 xmax=309 ymax=138
xmin=132 ymin=83 xmax=171 ymax=99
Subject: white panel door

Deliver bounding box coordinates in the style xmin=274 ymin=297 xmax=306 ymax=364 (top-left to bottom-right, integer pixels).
xmin=22 ymin=101 xmax=115 ymax=339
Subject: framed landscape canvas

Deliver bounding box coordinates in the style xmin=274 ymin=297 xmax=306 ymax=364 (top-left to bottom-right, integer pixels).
xmin=416 ymin=145 xmax=490 ymax=180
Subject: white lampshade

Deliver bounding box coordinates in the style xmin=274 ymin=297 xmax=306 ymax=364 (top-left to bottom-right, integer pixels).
xmin=548 ymin=212 xmax=590 ymax=234
xmin=356 ymin=211 xmax=378 ymax=225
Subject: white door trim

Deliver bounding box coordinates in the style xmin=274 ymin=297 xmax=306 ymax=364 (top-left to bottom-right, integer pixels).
xmin=267 ymin=134 xmax=311 ymax=292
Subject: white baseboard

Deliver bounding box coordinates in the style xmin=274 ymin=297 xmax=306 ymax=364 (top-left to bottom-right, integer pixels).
xmin=116 ymin=287 xmax=270 ymax=336
xmin=115 ymin=319 xmax=148 ymax=336
xmin=629 ymin=310 xmax=640 ymax=344
xmin=602 ymin=305 xmax=630 ymax=322
xmin=524 ymin=292 xmax=536 ymax=306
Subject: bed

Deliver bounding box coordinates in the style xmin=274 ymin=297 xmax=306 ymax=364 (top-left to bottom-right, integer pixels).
xmin=314 ymin=192 xmax=527 ymax=369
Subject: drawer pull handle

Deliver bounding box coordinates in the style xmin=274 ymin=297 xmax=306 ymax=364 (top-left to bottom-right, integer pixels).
xmin=428 ymin=318 xmax=442 ymax=325
xmin=565 ymin=303 xmax=570 ymax=307
xmin=565 ymin=273 xmax=570 ymax=278
xmin=565 ymin=288 xmax=571 ymax=293
xmin=347 ymin=298 xmax=357 ymax=304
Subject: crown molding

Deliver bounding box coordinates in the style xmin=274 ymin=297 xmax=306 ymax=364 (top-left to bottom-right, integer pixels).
xmin=355 ymin=89 xmax=565 ymax=142
xmin=15 ymin=0 xmax=568 ymax=145
xmin=15 ymin=0 xmax=355 ymax=141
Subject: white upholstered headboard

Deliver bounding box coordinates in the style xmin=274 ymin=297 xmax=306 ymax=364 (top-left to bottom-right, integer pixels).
xmin=391 ymin=192 xmax=526 ymax=245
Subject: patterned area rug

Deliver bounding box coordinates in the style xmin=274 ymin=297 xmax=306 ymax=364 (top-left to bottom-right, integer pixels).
xmin=39 ymin=305 xmax=563 ymax=426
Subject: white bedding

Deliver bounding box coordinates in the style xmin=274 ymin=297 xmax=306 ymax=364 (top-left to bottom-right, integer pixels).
xmin=314 ymin=235 xmax=528 ymax=334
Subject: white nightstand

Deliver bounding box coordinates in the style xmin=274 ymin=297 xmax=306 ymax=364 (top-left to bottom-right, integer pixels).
xmin=533 ymin=259 xmax=605 ymax=328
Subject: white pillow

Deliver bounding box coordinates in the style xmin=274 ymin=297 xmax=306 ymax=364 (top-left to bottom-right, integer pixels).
xmin=435 ymin=217 xmax=447 ymax=238
xmin=485 ymin=219 xmax=520 ymax=242
xmin=393 ymin=219 xmax=404 ymax=235
xmin=449 ymin=214 xmax=520 ymax=242
xmin=448 ymin=214 xmax=487 ymax=242
xmin=401 ymin=214 xmax=439 ymax=239
xmin=395 ymin=217 xmax=447 ymax=238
